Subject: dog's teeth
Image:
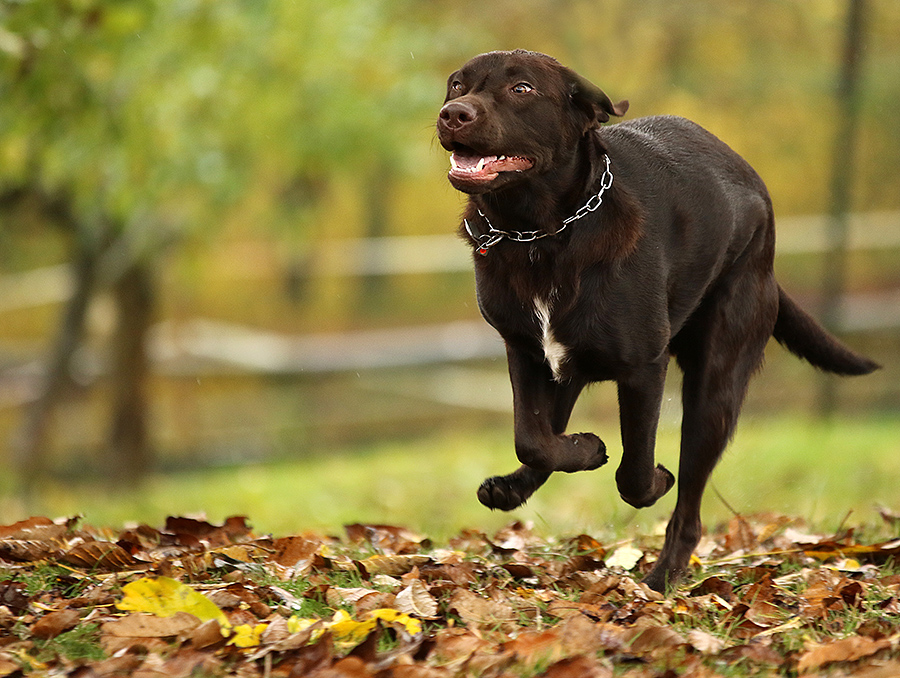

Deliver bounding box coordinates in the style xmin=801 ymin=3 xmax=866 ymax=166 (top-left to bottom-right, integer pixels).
xmin=476 ymin=157 xmax=486 ymax=172
xmin=498 ymin=155 xmax=507 ymax=161
xmin=450 ymin=155 xmax=459 ymax=169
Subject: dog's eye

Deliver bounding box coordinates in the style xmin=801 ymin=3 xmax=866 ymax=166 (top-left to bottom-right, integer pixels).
xmin=450 ymin=80 xmax=463 ymax=92
xmin=511 ymin=82 xmax=534 ymax=94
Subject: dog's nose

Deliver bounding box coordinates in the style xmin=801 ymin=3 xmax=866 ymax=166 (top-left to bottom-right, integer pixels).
xmin=439 ymin=101 xmax=478 ymax=130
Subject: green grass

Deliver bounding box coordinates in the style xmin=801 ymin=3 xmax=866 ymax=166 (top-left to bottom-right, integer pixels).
xmin=4 ymin=414 xmax=899 ymax=540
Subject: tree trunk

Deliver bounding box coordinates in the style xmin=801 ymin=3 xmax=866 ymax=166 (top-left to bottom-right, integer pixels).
xmin=818 ymin=0 xmax=868 ymax=416
xmin=107 ymin=261 xmax=155 ymax=488
xmin=15 ymin=234 xmax=97 ymax=492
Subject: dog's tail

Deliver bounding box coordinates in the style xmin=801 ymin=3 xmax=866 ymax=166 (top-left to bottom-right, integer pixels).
xmin=773 ymin=285 xmax=880 ymax=375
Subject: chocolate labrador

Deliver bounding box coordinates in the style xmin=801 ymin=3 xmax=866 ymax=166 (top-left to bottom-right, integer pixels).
xmin=436 ymin=50 xmax=879 ymax=591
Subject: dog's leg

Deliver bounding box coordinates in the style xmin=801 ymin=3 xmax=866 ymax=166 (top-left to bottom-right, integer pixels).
xmin=507 ymin=345 xmax=605 ymax=473
xmin=478 ymin=344 xmax=602 ymax=511
xmin=643 ymin=267 xmax=778 ymax=592
xmin=615 ymin=362 xmax=674 ymax=508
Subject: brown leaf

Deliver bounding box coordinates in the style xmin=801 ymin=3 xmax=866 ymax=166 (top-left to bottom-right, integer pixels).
xmin=559 ymin=614 xmax=626 ymax=654
xmin=718 ymin=642 xmax=784 ymax=667
xmin=0 ymin=538 xmax=61 ymax=563
xmin=0 ymin=580 xmax=29 ymax=614
xmin=797 ymin=636 xmax=891 ymax=673
xmin=31 ymin=609 xmax=81 ymax=640
xmin=384 ymin=666 xmax=455 ymax=678
xmin=624 ymin=624 xmax=687 ymax=654
xmin=490 ymin=521 xmax=538 ymax=553
xmin=157 ymin=649 xmax=223 ymax=678
xmin=344 ymin=524 xmax=428 ymax=555
xmin=570 ymin=534 xmax=606 ymax=557
xmin=0 ymin=516 xmax=72 ymax=540
xmin=187 ymin=619 xmax=228 ymax=650
xmin=61 ymin=540 xmax=141 ymax=571
xmin=501 ymin=629 xmax=566 ymax=668
xmin=540 ymin=655 xmax=613 ymax=678
xmin=558 ymin=554 xmax=605 ymax=577
xmin=427 ymin=628 xmax=495 ymax=670
xmin=724 ymin=515 xmax=758 ymax=553
xmin=690 ymin=576 xmax=734 ymax=602
xmin=394 ymin=579 xmax=439 ymax=619
xmin=326 ymin=586 xmax=383 ymax=613
xmin=360 ymin=554 xmax=431 ymax=576
xmin=164 ymin=515 xmax=251 ymax=547
xmin=312 ymin=655 xmax=374 ymax=677
xmin=271 ymin=535 xmax=323 ymax=570
xmin=101 ymin=611 xmax=202 ymax=638
xmin=447 ymin=589 xmax=517 ymax=631
xmin=743 ymin=600 xmax=783 ymax=627
xmin=686 ymin=629 xmax=725 ymax=655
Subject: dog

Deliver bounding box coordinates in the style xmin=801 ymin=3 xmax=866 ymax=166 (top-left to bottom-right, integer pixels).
xmin=436 ymin=50 xmax=879 ymax=591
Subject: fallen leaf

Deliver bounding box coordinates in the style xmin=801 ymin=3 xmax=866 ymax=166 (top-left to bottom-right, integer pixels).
xmin=116 ymin=576 xmax=230 ymax=629
xmin=360 ymin=554 xmax=431 ymax=576
xmin=624 ymin=624 xmax=687 ymax=654
xmin=540 ymin=655 xmax=613 ymax=678
xmin=0 ymin=516 xmax=73 ymax=541
xmin=604 ymin=545 xmax=643 ymax=571
xmin=687 ymin=629 xmax=725 ymax=655
xmin=448 ymin=589 xmax=517 ymax=631
xmin=165 ymin=515 xmax=251 ymax=544
xmin=725 ymin=515 xmax=758 ymax=553
xmin=501 ymin=629 xmax=566 ymax=668
xmin=327 ymin=586 xmax=381 ymax=608
xmin=797 ymin=636 xmax=892 ymax=673
xmin=270 ymin=535 xmax=323 ymax=570
xmin=227 ymin=622 xmax=268 ymax=648
xmin=0 ymin=581 xmax=29 ymax=614
xmin=0 ymin=538 xmax=61 ymax=562
xmin=427 ymin=627 xmax=495 ymax=670
xmin=395 ymin=579 xmax=439 ymax=619
xmin=61 ymin=540 xmax=141 ymax=571
xmin=101 ymin=610 xmax=201 ymax=638
xmin=345 ymin=524 xmax=428 ymax=555
xmin=31 ymin=609 xmax=80 ymax=640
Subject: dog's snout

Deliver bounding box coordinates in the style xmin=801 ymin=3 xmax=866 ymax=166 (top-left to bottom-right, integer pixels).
xmin=439 ymin=100 xmax=478 ymax=130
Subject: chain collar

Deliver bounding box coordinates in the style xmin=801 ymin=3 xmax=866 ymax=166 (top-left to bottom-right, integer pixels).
xmin=464 ymin=155 xmax=613 ymax=256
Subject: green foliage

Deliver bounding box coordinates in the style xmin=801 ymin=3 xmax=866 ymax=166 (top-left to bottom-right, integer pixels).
xmin=33 ymin=623 xmax=105 ymax=664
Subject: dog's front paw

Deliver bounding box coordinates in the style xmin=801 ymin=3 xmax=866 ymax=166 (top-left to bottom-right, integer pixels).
xmin=477 ymin=475 xmax=529 ymax=511
xmin=564 ymin=432 xmax=608 ymax=472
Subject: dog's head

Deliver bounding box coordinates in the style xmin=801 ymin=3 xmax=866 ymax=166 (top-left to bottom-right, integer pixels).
xmin=437 ymin=50 xmax=628 ymax=195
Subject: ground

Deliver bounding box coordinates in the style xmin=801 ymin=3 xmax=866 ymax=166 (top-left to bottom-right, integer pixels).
xmin=1 ymin=512 xmax=900 ymax=677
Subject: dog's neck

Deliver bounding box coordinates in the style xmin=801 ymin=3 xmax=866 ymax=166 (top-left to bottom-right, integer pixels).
xmin=466 ymin=134 xmax=608 ymax=238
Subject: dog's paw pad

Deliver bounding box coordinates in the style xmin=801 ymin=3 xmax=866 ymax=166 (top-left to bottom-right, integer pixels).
xmin=477 ymin=477 xmax=527 ymax=511
xmin=656 ymin=464 xmax=675 ymax=495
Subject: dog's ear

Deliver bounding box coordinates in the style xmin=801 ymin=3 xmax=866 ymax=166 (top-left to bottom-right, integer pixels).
xmin=568 ymin=70 xmax=628 ymax=130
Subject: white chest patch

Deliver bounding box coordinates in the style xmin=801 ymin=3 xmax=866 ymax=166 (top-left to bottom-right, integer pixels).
xmin=533 ymin=296 xmax=568 ymax=381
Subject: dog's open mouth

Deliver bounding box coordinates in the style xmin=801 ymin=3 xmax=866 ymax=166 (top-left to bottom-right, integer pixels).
xmin=449 ymin=150 xmax=534 ymax=182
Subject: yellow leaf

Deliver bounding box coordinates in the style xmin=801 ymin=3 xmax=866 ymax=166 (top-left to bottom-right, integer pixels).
xmin=329 ymin=609 xmax=376 ymax=650
xmin=228 ymin=623 xmax=268 ymax=648
xmin=367 ymin=608 xmax=422 ymax=636
xmin=116 ymin=577 xmax=230 ymax=630
xmin=287 ymin=616 xmax=318 ymax=635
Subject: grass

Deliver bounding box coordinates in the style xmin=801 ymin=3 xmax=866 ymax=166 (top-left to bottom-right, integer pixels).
xmin=3 ymin=413 xmax=898 ymax=540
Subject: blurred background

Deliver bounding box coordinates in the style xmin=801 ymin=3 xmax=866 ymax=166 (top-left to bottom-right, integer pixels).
xmin=0 ymin=0 xmax=898 ymax=540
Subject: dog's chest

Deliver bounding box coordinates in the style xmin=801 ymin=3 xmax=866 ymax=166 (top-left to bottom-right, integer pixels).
xmin=532 ymin=294 xmax=569 ymax=381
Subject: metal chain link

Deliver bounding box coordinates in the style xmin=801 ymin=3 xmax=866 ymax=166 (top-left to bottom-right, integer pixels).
xmin=464 ymin=155 xmax=612 ymax=256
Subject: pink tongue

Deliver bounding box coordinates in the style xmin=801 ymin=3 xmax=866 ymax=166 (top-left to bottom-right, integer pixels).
xmin=453 ymin=153 xmax=497 ymax=171
xmin=450 ymin=153 xmax=533 ymax=174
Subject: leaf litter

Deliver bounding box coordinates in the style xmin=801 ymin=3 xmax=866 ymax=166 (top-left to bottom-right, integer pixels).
xmin=0 ymin=513 xmax=898 ymax=676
